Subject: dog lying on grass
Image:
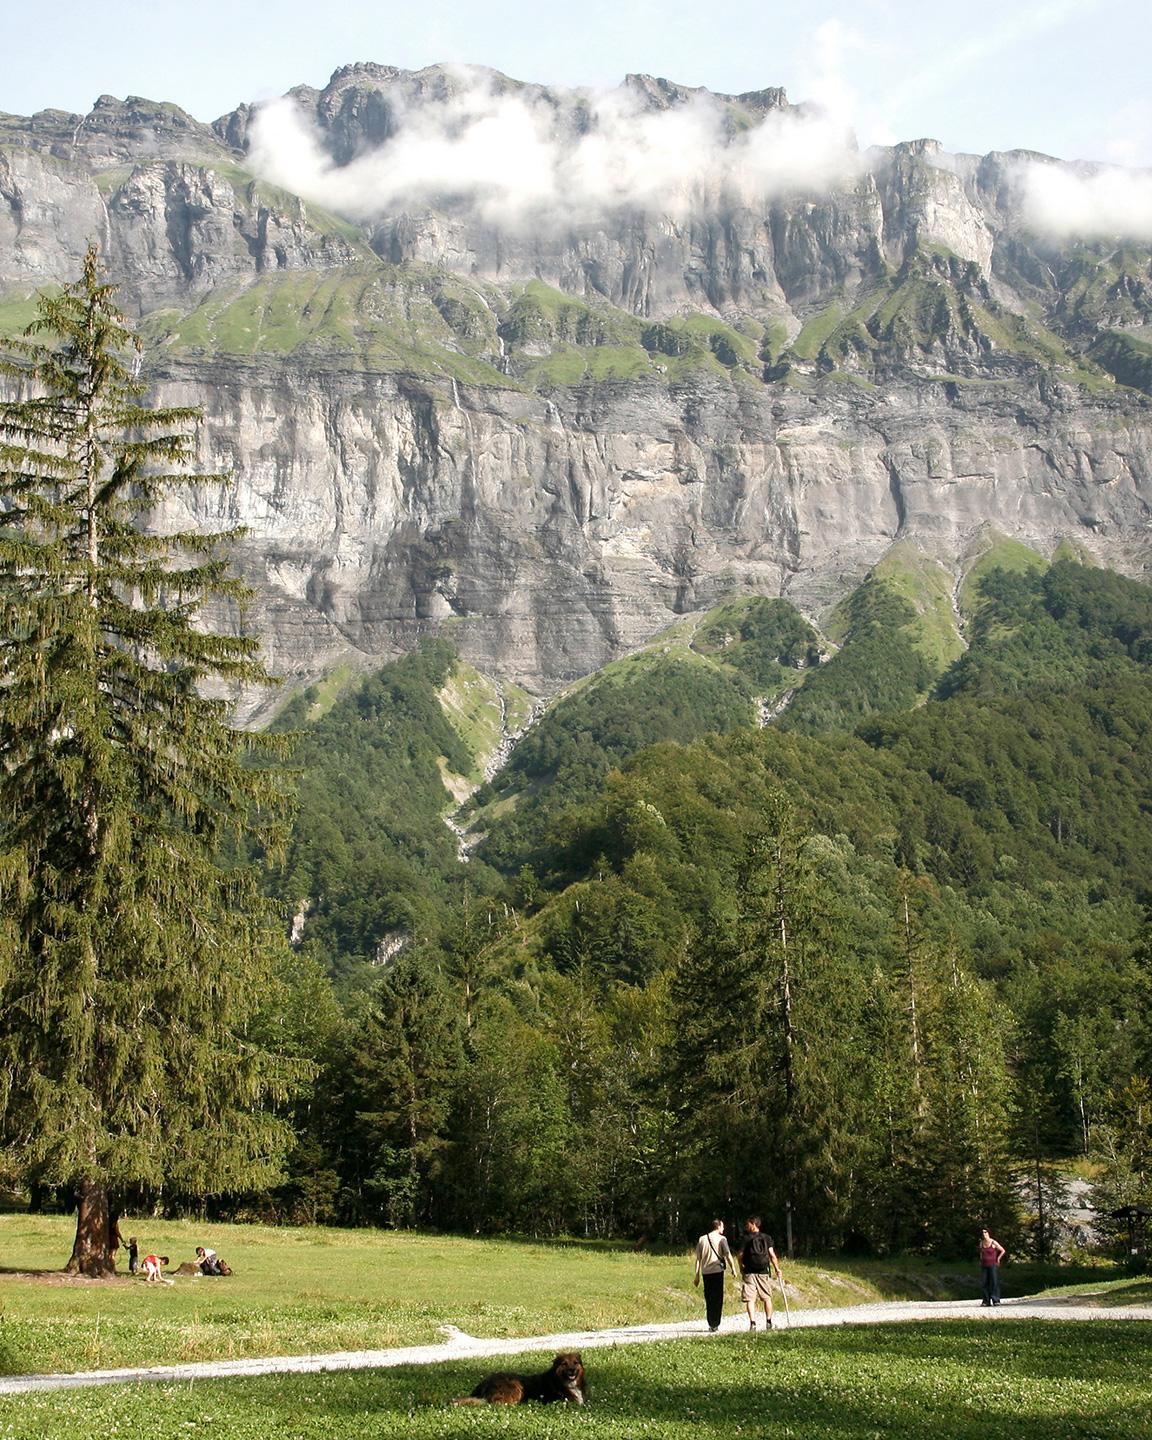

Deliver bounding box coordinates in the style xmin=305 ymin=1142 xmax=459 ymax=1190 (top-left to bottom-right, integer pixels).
xmin=453 ymin=1351 xmax=587 ymax=1405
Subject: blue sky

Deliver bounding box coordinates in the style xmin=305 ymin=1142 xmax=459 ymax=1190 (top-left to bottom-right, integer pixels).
xmin=4 ymin=0 xmax=1150 ymax=166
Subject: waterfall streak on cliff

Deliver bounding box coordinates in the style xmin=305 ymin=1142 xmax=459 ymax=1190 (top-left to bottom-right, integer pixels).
xmin=759 ymin=690 xmax=796 ymax=726
xmin=486 ymin=694 xmax=544 ymax=782
xmin=443 ymin=810 xmax=474 ymax=864
xmin=441 ymin=686 xmax=544 ymax=863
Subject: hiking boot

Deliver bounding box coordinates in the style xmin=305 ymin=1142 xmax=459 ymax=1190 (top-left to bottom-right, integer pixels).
xmin=766 ymin=1317 xmax=773 ymax=1329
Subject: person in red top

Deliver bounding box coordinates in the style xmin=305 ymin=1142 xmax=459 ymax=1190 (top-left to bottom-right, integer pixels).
xmin=979 ymin=1228 xmax=1006 ymax=1306
xmin=142 ymin=1253 xmax=169 ymax=1282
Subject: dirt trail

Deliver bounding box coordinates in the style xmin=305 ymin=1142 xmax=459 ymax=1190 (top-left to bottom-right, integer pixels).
xmin=1 ymin=1294 xmax=1149 ymax=1395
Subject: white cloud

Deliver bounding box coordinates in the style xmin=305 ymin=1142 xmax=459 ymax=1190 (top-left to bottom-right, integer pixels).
xmin=246 ymin=71 xmax=862 ymax=230
xmin=1017 ymin=159 xmax=1152 ymax=240
xmin=248 ymin=86 xmax=560 ymax=225
xmin=798 ymin=18 xmax=869 ymax=129
xmin=245 ymin=61 xmax=1152 ymax=247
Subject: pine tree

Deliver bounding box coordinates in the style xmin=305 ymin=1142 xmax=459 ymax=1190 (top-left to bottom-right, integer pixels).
xmin=664 ymin=795 xmax=876 ymax=1250
xmin=917 ymin=949 xmax=1018 ymax=1255
xmin=0 ymin=244 xmax=300 ymax=1275
xmin=346 ymin=949 xmax=464 ymax=1227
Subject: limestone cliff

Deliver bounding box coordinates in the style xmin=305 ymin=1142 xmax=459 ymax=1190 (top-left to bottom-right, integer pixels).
xmin=2 ymin=64 xmax=1151 ymax=709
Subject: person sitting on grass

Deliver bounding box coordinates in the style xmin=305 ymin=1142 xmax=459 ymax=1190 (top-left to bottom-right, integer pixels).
xmin=196 ymin=1246 xmax=222 ymax=1275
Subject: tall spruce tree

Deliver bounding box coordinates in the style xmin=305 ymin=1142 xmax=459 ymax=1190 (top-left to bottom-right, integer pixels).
xmin=0 ymin=245 xmax=299 ymax=1275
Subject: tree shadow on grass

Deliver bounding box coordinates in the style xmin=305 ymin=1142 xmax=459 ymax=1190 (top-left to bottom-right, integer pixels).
xmin=1097 ymin=1280 xmax=1152 ymax=1306
xmin=226 ymin=1364 xmax=1149 ymax=1440
xmin=0 ymin=1266 xmax=131 ymax=1283
xmin=832 ymin=1260 xmax=1108 ymax=1302
xmin=13 ymin=1327 xmax=1150 ymax=1440
xmin=223 ymin=1324 xmax=1152 ymax=1440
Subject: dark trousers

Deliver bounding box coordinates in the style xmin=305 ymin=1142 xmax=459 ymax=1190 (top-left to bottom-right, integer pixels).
xmin=981 ymin=1265 xmax=1001 ymax=1303
xmin=702 ymin=1270 xmax=726 ymax=1329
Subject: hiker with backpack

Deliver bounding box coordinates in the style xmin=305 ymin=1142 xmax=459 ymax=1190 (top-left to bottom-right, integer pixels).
xmin=738 ymin=1216 xmax=784 ymax=1331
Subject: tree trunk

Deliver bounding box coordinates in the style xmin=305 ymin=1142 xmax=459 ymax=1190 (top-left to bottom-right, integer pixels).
xmin=773 ymin=838 xmax=795 ymax=1107
xmin=65 ymin=1178 xmax=117 ymax=1277
xmin=902 ymin=888 xmax=925 ymax=1112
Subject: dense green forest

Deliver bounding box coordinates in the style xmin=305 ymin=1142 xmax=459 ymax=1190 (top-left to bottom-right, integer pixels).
xmin=266 ymin=641 xmax=503 ymax=985
xmin=249 ymin=558 xmax=1152 ymax=1259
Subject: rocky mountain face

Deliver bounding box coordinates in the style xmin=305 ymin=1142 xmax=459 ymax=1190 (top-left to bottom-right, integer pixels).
xmin=2 ymin=65 xmax=1151 ymax=712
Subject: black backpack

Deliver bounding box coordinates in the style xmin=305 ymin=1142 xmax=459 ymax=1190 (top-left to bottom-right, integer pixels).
xmin=744 ymin=1232 xmax=771 ymax=1266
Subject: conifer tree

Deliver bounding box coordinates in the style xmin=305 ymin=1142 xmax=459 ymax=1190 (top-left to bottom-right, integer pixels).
xmin=665 ymin=795 xmax=875 ymax=1248
xmin=347 ymin=949 xmax=464 ymax=1227
xmin=0 ymin=245 xmax=299 ymax=1275
xmin=917 ymin=949 xmax=1017 ymax=1254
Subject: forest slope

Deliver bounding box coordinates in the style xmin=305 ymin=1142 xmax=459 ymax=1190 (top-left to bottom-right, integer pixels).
xmin=263 ymin=560 xmax=1152 ymax=1256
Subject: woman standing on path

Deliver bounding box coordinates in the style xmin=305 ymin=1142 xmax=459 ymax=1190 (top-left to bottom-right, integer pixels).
xmin=979 ymin=1228 xmax=1006 ymax=1306
xmin=693 ymin=1220 xmax=738 ymax=1332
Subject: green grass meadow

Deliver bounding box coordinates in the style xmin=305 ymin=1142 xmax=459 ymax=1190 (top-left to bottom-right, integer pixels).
xmin=1 ymin=1217 xmax=1149 ymax=1438
xmin=1 ymin=1325 xmax=1149 ymax=1440
xmin=11 ymin=1214 xmax=1043 ymax=1377
xmin=0 ymin=1216 xmax=706 ymax=1375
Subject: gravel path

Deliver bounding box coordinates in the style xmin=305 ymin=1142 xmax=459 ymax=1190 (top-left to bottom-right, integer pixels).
xmin=2 ymin=1294 xmax=1149 ymax=1396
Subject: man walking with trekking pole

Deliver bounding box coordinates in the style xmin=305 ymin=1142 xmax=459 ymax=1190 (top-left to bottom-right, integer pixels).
xmin=738 ymin=1216 xmax=784 ymax=1331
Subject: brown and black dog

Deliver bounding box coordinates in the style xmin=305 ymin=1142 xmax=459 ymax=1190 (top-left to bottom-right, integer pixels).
xmin=453 ymin=1351 xmax=587 ymax=1405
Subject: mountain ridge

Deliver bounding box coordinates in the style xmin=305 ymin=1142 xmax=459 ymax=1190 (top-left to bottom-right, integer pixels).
xmin=2 ymin=62 xmax=1152 ymax=707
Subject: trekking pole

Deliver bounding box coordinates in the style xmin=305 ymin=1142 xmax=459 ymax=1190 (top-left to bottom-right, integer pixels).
xmin=777 ymin=1272 xmax=791 ymax=1328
